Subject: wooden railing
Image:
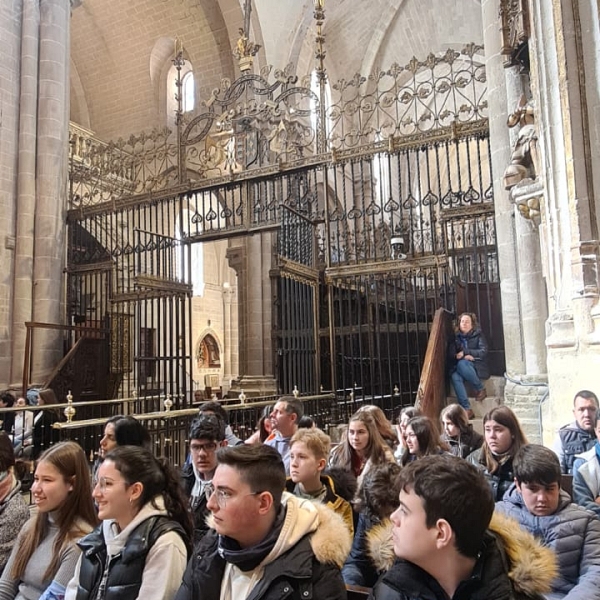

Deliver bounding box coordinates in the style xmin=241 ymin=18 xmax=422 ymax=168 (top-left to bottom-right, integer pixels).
xmin=415 ymin=308 xmax=454 ymax=420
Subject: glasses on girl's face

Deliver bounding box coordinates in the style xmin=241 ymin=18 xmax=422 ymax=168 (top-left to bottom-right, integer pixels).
xmin=93 ymin=476 xmax=128 ymax=493
xmin=204 ymin=482 xmax=260 ymax=508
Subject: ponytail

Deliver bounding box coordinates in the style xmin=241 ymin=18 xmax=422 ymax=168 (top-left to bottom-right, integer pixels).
xmin=105 ymin=446 xmax=192 ymax=551
xmin=157 ymin=457 xmax=193 ymax=547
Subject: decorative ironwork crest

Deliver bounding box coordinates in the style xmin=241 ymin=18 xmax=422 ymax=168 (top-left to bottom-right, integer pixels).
xmin=328 ymin=44 xmax=487 ymax=149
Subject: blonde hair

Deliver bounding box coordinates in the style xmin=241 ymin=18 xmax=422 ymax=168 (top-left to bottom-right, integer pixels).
xmin=290 ymin=428 xmax=331 ymax=461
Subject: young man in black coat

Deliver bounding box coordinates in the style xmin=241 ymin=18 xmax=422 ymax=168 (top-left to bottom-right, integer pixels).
xmin=370 ymin=454 xmax=555 ymax=600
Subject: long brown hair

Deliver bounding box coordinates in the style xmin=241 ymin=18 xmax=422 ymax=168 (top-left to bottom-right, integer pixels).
xmin=400 ymin=416 xmax=448 ymax=466
xmin=11 ymin=441 xmax=98 ymax=580
xmin=480 ymin=406 xmax=528 ymax=474
xmin=330 ymin=412 xmax=390 ymax=471
xmin=355 ymin=405 xmax=397 ymax=448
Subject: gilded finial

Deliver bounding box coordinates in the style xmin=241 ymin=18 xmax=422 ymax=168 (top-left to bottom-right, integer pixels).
xmin=234 ymin=28 xmax=261 ymax=72
xmin=64 ymin=390 xmax=76 ymax=424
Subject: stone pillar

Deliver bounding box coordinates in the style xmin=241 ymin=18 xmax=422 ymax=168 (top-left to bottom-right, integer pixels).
xmin=10 ymin=0 xmax=40 ymax=387
xmin=30 ymin=0 xmax=71 ymax=382
xmin=529 ymin=0 xmax=600 ymax=442
xmin=226 ymin=232 xmax=277 ymax=396
xmin=481 ymin=1 xmax=526 ymax=377
xmin=0 ymin=1 xmax=23 ymax=388
xmin=481 ymin=0 xmax=548 ymax=442
xmin=221 ymin=281 xmax=239 ymax=393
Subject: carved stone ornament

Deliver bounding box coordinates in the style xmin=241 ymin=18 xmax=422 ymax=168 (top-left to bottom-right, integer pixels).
xmin=499 ymin=0 xmax=530 ymax=68
xmin=503 ymin=95 xmax=540 ymax=191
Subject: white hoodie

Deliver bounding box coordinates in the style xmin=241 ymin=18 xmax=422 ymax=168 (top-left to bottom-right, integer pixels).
xmin=65 ymin=496 xmax=187 ymax=600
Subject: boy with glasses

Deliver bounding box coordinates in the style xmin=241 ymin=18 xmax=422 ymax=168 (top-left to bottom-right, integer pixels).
xmin=175 ymin=444 xmax=350 ymax=600
xmin=181 ymin=414 xmax=227 ymax=543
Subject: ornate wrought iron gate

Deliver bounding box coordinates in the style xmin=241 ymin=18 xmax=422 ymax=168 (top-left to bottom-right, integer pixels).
xmin=66 ymin=44 xmax=502 ymax=406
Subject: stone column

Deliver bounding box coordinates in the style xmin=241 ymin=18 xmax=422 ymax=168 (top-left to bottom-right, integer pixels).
xmin=10 ymin=0 xmax=40 ymax=387
xmin=30 ymin=0 xmax=71 ymax=383
xmin=481 ymin=0 xmax=548 ymax=442
xmin=530 ymin=0 xmax=600 ymax=441
xmin=226 ymin=233 xmax=277 ymax=397
xmin=481 ymin=1 xmax=525 ymax=377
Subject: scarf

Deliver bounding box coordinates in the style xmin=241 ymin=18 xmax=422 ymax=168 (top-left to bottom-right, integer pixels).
xmin=217 ymin=504 xmax=286 ymax=572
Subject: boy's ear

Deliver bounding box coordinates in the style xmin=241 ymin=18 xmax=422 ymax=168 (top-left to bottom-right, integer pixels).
xmin=317 ymin=458 xmax=326 ymax=473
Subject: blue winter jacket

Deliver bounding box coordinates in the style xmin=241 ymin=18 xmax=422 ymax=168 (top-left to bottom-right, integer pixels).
xmin=496 ymin=484 xmax=600 ymax=600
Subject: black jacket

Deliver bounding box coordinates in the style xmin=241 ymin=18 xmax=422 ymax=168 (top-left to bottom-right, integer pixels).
xmin=32 ymin=410 xmax=60 ymax=459
xmin=76 ymin=516 xmax=187 ymax=600
xmin=466 ymin=448 xmax=514 ymax=502
xmin=370 ymin=530 xmax=544 ymax=600
xmin=444 ymin=426 xmax=484 ymax=459
xmin=181 ymin=463 xmax=211 ymax=545
xmin=175 ymin=496 xmax=350 ymax=600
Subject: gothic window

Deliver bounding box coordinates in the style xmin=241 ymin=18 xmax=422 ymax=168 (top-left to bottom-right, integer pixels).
xmin=182 ymin=71 xmax=195 ymax=113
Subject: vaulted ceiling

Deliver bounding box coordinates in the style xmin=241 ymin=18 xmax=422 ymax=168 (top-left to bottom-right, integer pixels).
xmin=70 ymin=0 xmax=484 ymax=140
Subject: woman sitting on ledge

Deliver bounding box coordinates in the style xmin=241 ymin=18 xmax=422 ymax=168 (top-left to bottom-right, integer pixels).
xmin=448 ymin=312 xmax=489 ymax=419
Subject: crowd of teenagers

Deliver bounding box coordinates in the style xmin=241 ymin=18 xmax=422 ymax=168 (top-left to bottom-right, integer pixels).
xmin=0 ymin=388 xmax=599 ymax=600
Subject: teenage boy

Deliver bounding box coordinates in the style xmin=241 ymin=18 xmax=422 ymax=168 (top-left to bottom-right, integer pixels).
xmin=181 ymin=414 xmax=228 ymax=543
xmin=175 ymin=444 xmax=350 ymax=600
xmin=285 ymin=428 xmax=354 ymax=535
xmin=371 ymin=454 xmax=555 ymax=600
xmin=496 ymin=444 xmax=600 ymax=600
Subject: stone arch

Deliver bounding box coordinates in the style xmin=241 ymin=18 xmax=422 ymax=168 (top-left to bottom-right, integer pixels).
xmin=196 ymin=331 xmax=222 ymax=369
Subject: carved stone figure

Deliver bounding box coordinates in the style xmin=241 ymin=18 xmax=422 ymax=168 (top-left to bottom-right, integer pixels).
xmin=503 ymin=95 xmax=540 ymax=190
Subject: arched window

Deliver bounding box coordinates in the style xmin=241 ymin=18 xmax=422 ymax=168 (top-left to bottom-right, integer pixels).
xmin=182 ymin=71 xmax=195 ymax=113
xmin=175 ymin=211 xmax=204 ymax=297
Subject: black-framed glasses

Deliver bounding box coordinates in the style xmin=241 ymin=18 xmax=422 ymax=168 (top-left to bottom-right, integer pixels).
xmin=190 ymin=441 xmax=218 ymax=453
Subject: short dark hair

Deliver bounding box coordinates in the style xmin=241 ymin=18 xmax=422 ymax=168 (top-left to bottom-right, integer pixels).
xmin=297 ymin=415 xmax=315 ymax=429
xmin=113 ymin=416 xmax=151 ymax=449
xmin=0 ymin=392 xmax=15 ymax=408
xmin=398 ymin=454 xmax=494 ymax=559
xmin=0 ymin=432 xmax=15 ymax=471
xmin=277 ymin=396 xmax=304 ymax=420
xmin=216 ymin=444 xmax=286 ymax=506
xmin=189 ymin=414 xmax=226 ymax=442
xmin=574 ymin=390 xmax=599 ymax=407
xmin=198 ymin=401 xmax=229 ymax=424
xmin=514 ymin=444 xmax=561 ymax=486
xmin=355 ymin=461 xmax=402 ymax=521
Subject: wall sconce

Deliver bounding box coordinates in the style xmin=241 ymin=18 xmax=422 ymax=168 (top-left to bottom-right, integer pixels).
xmin=391 ymin=234 xmax=407 ymax=260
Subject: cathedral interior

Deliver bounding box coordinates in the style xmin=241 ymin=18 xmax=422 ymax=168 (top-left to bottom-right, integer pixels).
xmin=1 ymin=0 xmax=599 ymax=446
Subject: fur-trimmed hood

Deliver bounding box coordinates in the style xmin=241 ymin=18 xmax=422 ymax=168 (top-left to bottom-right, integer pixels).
xmin=367 ymin=511 xmax=557 ymax=598
xmin=206 ymin=492 xmax=351 ymax=568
